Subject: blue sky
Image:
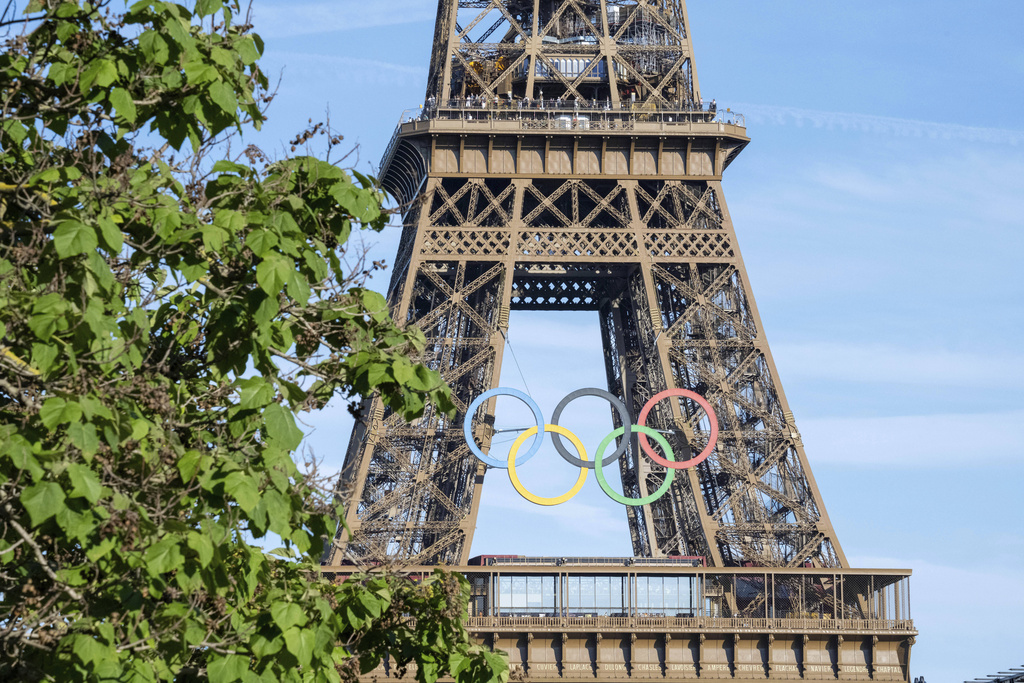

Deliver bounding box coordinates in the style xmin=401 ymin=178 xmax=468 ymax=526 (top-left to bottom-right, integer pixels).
xmin=244 ymin=2 xmax=1024 ymax=680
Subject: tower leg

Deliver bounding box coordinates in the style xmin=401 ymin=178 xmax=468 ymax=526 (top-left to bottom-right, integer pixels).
xmin=599 ymin=180 xmax=846 ymax=568
xmin=328 ymin=253 xmax=511 ymax=565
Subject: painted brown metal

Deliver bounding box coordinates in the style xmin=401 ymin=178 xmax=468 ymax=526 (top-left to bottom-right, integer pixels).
xmin=325 ymin=0 xmax=848 ymax=570
xmin=321 ymin=562 xmax=917 ymax=681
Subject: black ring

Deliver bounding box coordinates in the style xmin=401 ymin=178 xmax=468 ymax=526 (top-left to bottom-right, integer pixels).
xmin=550 ymin=388 xmax=631 ymax=468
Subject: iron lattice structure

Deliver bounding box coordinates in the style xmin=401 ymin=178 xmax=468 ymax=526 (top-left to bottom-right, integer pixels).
xmin=327 ymin=0 xmax=848 ymax=570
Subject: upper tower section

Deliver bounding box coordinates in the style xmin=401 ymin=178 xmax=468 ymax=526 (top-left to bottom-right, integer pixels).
xmin=426 ymin=0 xmax=701 ymax=109
xmin=381 ymin=1 xmax=746 ymax=207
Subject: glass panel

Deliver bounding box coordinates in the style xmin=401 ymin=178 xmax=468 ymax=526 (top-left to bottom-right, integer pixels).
xmin=665 ymin=576 xmax=679 ymax=614
xmin=543 ymin=576 xmax=556 ymax=615
xmin=499 ymin=576 xmax=511 ymax=616
xmin=683 ymin=577 xmax=695 ymax=615
xmin=596 ymin=576 xmax=611 ymax=613
xmin=649 ymin=576 xmax=663 ymax=614
xmin=511 ymin=576 xmax=527 ymax=610
xmin=581 ymin=576 xmax=596 ymax=614
xmin=527 ymin=576 xmax=541 ymax=608
xmin=567 ymin=576 xmax=581 ymax=615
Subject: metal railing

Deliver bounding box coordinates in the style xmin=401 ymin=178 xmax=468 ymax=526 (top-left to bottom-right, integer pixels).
xmin=378 ymin=107 xmax=424 ymax=177
xmin=465 ymin=615 xmax=916 ymax=632
xmin=379 ymin=101 xmax=744 ymax=175
xmin=479 ymin=556 xmax=704 ymax=567
xmin=405 ymin=100 xmax=745 ymax=128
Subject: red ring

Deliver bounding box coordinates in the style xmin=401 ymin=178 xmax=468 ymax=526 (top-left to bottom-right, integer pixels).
xmin=636 ymin=389 xmax=719 ymax=470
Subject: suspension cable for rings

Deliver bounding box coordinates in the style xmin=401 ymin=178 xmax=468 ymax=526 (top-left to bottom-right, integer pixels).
xmin=499 ymin=328 xmax=533 ymax=399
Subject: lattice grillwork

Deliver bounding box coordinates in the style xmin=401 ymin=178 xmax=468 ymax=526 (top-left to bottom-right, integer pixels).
xmin=522 ymin=179 xmax=630 ymax=230
xmin=518 ymin=230 xmax=637 ymax=258
xmin=511 ymin=276 xmax=608 ymax=310
xmin=429 ymin=178 xmax=515 ymax=228
xmin=646 ymin=232 xmax=734 ymax=258
xmin=333 ymin=2 xmax=847 ymax=572
xmin=422 ymin=229 xmax=512 ymax=256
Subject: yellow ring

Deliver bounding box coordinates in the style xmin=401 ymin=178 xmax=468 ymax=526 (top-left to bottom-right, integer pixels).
xmin=507 ymin=424 xmax=588 ymax=506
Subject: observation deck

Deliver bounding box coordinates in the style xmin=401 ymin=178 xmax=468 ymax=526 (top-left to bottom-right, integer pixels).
xmin=323 ymin=559 xmax=916 ymax=681
xmin=378 ymin=101 xmax=749 ymax=206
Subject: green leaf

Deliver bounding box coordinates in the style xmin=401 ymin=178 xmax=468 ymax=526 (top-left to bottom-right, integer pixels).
xmin=56 ymin=505 xmax=98 ymax=541
xmin=187 ymin=531 xmax=214 ymax=567
xmin=356 ymin=589 xmax=385 ymax=618
xmin=53 ymin=219 xmax=98 ymax=257
xmin=201 ymin=224 xmax=229 ymax=252
xmin=286 ymin=270 xmax=310 ymax=305
xmin=239 ymin=378 xmax=273 ymax=409
xmin=282 ymin=626 xmax=315 ymax=667
xmin=209 ymin=46 xmax=235 ymax=69
xmin=145 ymin=537 xmax=184 ymax=575
xmin=224 ymin=471 xmax=260 ymax=513
xmin=80 ymin=59 xmax=118 ymax=92
xmin=259 ymin=489 xmax=292 ymax=532
xmin=208 ymin=80 xmax=239 ymax=116
xmin=236 ymin=36 xmax=260 ymax=64
xmin=211 ymin=160 xmax=248 ymax=175
xmin=70 ymin=633 xmax=114 ymax=668
xmin=139 ymin=30 xmax=170 ymax=64
xmin=271 ymin=601 xmax=307 ymax=631
xmin=255 ymin=254 xmax=291 ymax=295
xmin=360 ymin=288 xmax=388 ymax=316
xmin=245 ymin=229 xmax=278 ymax=257
xmin=2 ymin=435 xmax=43 ymax=480
xmin=208 ymin=654 xmax=249 ymax=682
xmin=30 ymin=342 xmax=59 ymax=374
xmin=195 ymin=0 xmax=222 ymax=17
xmin=110 ymin=87 xmax=137 ymax=124
xmin=97 ymin=215 xmax=124 ymax=252
xmin=176 ymin=450 xmax=202 ymax=481
xmin=262 ymin=403 xmax=303 ymax=451
xmin=183 ymin=59 xmax=218 ymax=85
xmin=3 ymin=118 xmax=28 ymax=145
xmin=67 ymin=463 xmax=103 ymax=503
xmin=449 ymin=653 xmax=469 ymax=677
xmin=21 ymin=482 xmax=67 ymax=526
xmin=67 ymin=422 xmax=100 ymax=455
xmin=85 ymin=536 xmax=116 ymax=562
xmin=40 ymin=397 xmax=82 ymax=429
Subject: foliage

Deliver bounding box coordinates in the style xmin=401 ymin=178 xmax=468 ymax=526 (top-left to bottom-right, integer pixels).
xmin=0 ymin=1 xmax=498 ymax=681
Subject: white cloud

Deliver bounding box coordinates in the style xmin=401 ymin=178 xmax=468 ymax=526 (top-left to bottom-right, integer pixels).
xmin=253 ymin=1 xmax=435 ymax=38
xmin=800 ymin=410 xmax=1024 ymax=467
xmin=774 ymin=342 xmax=1024 ymax=390
xmin=735 ymin=102 xmax=1024 ymax=146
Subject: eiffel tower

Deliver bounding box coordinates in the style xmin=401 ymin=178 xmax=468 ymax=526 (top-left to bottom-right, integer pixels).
xmin=325 ymin=0 xmax=849 ymax=570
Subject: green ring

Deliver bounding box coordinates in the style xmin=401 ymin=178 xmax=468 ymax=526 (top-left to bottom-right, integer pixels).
xmin=594 ymin=426 xmax=676 ymax=506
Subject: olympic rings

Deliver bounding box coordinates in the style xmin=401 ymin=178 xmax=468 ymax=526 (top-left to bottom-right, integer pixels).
xmin=594 ymin=426 xmax=676 ymax=506
xmin=508 ymin=425 xmax=588 ymax=506
xmin=462 ymin=386 xmax=720 ymax=507
xmin=550 ymin=388 xmax=630 ymax=468
xmin=636 ymin=389 xmax=719 ymax=470
xmin=464 ymin=387 xmax=545 ymax=468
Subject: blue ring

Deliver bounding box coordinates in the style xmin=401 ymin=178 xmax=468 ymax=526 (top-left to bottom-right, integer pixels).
xmin=464 ymin=388 xmax=545 ymax=468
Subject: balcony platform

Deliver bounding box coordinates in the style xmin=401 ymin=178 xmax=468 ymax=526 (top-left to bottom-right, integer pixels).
xmin=322 ymin=559 xmax=916 ymax=681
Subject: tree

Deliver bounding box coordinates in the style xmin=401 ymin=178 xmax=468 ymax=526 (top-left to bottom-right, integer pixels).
xmin=0 ymin=1 xmax=504 ymax=681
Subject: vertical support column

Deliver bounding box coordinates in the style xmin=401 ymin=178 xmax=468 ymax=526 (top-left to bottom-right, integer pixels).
xmin=330 ymin=254 xmax=511 ymax=565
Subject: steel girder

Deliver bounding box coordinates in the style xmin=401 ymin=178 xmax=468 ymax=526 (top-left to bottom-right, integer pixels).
xmin=326 ymin=0 xmax=848 ymax=570
xmin=327 ymin=173 xmax=848 ymax=569
xmin=425 ymin=0 xmax=699 ymax=109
